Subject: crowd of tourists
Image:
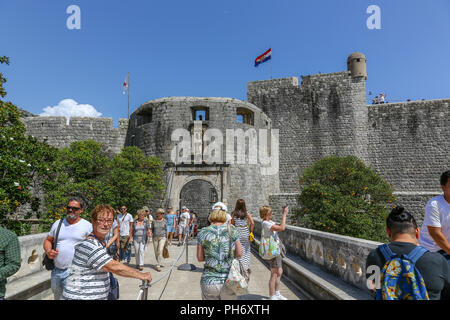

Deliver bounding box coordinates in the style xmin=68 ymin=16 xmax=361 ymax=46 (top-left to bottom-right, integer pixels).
xmin=1 ymin=170 xmax=450 ymax=301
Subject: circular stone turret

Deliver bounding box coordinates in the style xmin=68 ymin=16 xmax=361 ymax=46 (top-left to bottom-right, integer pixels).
xmin=126 ymin=97 xmax=277 ymax=225
xmin=347 ymin=52 xmax=367 ymax=80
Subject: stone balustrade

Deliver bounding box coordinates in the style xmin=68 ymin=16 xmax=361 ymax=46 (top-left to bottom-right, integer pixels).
xmin=253 ymin=218 xmax=382 ymax=294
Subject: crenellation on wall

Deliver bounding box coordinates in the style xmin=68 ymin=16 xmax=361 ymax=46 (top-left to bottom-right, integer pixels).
xmin=23 ymin=116 xmax=128 ymax=154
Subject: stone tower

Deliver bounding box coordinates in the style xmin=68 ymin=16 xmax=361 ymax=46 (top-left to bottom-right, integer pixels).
xmin=247 ymin=53 xmax=369 ymax=206
xmin=126 ymin=97 xmax=278 ymax=226
xmin=347 ymin=52 xmax=367 ymax=80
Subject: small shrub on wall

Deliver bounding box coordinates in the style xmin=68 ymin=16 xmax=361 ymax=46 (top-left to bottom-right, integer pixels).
xmin=294 ymin=156 xmax=395 ymax=243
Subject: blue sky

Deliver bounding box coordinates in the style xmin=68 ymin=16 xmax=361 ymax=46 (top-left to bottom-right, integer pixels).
xmin=1 ymin=0 xmax=449 ymax=126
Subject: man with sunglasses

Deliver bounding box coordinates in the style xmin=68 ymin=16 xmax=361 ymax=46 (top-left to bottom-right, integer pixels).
xmin=43 ymin=197 xmax=92 ymax=300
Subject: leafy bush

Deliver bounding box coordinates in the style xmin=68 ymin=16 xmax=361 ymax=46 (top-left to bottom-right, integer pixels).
xmin=293 ymin=156 xmax=395 ymax=242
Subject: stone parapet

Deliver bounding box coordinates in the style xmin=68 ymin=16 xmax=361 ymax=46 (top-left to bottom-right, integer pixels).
xmin=22 ymin=116 xmax=128 ymax=154
xmin=253 ymin=218 xmax=380 ymax=294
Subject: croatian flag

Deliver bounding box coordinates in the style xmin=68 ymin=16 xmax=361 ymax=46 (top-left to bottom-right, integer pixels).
xmin=254 ymin=48 xmax=271 ymax=67
xmin=122 ymin=73 xmax=129 ymax=94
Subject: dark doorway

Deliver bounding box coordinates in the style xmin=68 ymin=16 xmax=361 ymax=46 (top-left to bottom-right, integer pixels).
xmin=179 ymin=179 xmax=217 ymax=228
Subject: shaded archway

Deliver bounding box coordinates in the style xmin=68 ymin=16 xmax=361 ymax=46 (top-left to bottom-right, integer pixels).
xmin=179 ymin=179 xmax=217 ymax=228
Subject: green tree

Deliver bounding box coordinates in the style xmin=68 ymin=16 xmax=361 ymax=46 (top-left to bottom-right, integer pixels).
xmin=102 ymin=146 xmax=165 ymax=216
xmin=293 ymin=155 xmax=395 ymax=242
xmin=42 ymin=140 xmax=111 ymax=226
xmin=42 ymin=142 xmax=165 ymax=228
xmin=0 ymin=56 xmax=58 ymax=234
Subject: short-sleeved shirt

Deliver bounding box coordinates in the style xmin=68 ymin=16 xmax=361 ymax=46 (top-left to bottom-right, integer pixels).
xmin=165 ymin=214 xmax=177 ymax=227
xmin=117 ymin=213 xmax=134 ymax=236
xmin=62 ymin=237 xmax=112 ymax=300
xmin=133 ymin=220 xmax=150 ymax=244
xmin=0 ymin=227 xmax=21 ymax=297
xmin=48 ymin=218 xmax=92 ymax=269
xmin=262 ymin=220 xmax=279 ymax=242
xmin=197 ymin=224 xmax=239 ymax=285
xmin=366 ymin=241 xmax=450 ymax=300
xmin=419 ymin=195 xmax=450 ymax=252
xmin=151 ymin=219 xmax=167 ymax=238
xmin=179 ymin=212 xmax=191 ymax=227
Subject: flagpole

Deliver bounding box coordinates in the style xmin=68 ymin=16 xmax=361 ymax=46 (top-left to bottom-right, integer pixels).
xmin=127 ymin=72 xmax=130 ymax=119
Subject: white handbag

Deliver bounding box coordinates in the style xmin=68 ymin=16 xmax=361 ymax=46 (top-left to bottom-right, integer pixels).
xmin=224 ymin=224 xmax=249 ymax=295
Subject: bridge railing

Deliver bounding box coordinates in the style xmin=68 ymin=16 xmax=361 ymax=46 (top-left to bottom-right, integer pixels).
xmin=252 ymin=217 xmax=381 ymax=294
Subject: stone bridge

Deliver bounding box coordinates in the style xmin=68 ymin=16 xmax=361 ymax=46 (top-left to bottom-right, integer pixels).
xmin=6 ymin=218 xmax=375 ymax=300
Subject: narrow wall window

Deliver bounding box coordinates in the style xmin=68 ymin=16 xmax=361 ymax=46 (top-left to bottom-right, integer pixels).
xmin=137 ymin=109 xmax=152 ymax=126
xmin=236 ymin=107 xmax=254 ymax=125
xmin=191 ymin=107 xmax=209 ymax=121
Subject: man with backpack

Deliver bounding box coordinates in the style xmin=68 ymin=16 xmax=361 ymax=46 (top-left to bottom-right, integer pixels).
xmin=366 ymin=206 xmax=450 ymax=300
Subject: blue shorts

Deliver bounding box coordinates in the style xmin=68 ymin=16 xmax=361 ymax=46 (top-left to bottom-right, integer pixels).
xmin=167 ymin=225 xmax=175 ymax=233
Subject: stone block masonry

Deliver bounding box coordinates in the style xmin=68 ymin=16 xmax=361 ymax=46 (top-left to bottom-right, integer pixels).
xmin=248 ymin=71 xmax=449 ymax=221
xmin=22 ymin=116 xmax=129 ymax=154
xmin=247 ymin=72 xmax=368 ymax=195
xmin=19 ymin=56 xmax=450 ymax=228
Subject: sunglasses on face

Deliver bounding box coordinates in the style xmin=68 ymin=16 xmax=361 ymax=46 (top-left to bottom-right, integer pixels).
xmin=67 ymin=206 xmax=81 ymax=211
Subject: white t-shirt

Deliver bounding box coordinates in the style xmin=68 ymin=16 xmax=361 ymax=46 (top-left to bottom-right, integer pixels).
xmin=226 ymin=214 xmax=232 ymax=224
xmin=262 ymin=220 xmax=279 ymax=242
xmin=48 ymin=218 xmax=92 ymax=269
xmin=419 ymin=195 xmax=450 ymax=252
xmin=179 ymin=212 xmax=191 ymax=227
xmin=117 ymin=213 xmax=134 ymax=236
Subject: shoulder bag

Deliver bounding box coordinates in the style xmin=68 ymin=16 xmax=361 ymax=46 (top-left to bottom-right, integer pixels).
xmin=42 ymin=219 xmax=64 ymax=271
xmin=224 ymin=224 xmax=249 ymax=295
xmin=259 ymin=221 xmax=281 ymax=260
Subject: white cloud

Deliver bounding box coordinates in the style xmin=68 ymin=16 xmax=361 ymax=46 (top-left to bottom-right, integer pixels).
xmin=40 ymin=99 xmax=102 ymax=124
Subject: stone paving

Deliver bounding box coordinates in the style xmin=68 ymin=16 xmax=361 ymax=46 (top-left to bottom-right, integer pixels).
xmin=116 ymin=237 xmax=305 ymax=300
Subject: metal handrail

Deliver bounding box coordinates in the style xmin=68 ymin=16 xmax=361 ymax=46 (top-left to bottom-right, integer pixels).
xmin=136 ymin=233 xmax=189 ymax=300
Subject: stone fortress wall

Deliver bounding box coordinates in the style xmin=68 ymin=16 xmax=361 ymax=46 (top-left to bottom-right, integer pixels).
xmin=22 ymin=116 xmax=129 ymax=155
xmin=247 ymin=61 xmax=450 ymax=223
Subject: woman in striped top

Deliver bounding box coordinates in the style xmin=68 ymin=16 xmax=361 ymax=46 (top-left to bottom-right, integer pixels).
xmin=231 ymin=199 xmax=255 ymax=279
xmin=62 ymin=204 xmax=152 ymax=300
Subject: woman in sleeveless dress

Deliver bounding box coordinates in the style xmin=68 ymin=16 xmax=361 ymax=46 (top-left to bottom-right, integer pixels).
xmin=231 ymin=199 xmax=255 ymax=278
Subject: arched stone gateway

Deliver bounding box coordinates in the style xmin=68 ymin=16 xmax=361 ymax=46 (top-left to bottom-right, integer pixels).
xmin=179 ymin=179 xmax=217 ymax=228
